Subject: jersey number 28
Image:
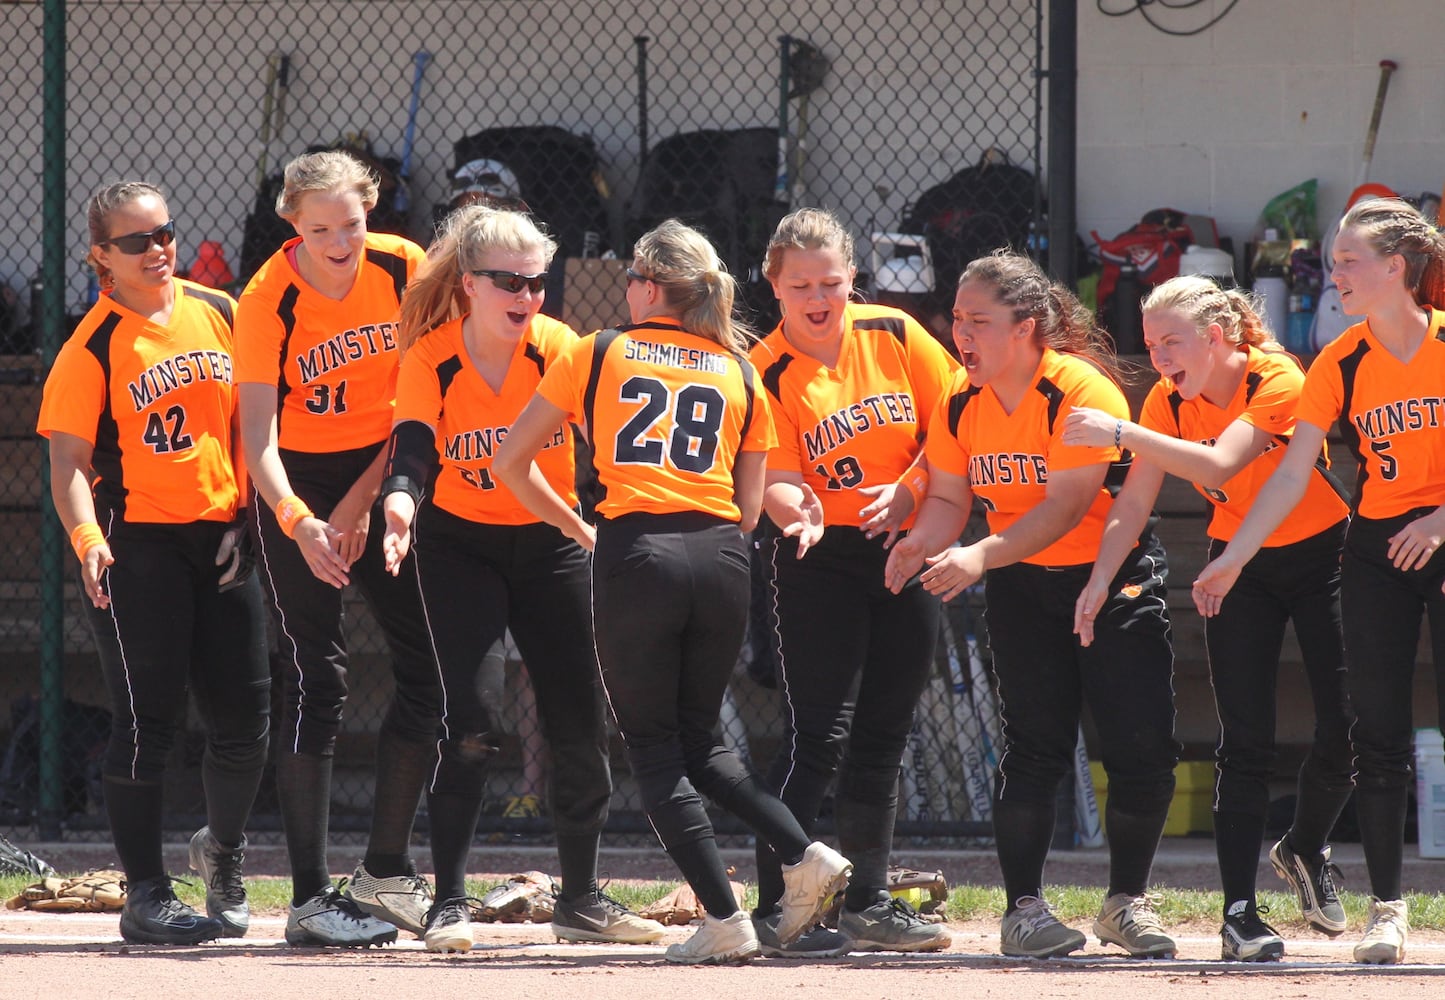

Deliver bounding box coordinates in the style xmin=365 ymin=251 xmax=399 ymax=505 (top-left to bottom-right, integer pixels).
xmin=614 ymin=377 xmax=724 ymax=473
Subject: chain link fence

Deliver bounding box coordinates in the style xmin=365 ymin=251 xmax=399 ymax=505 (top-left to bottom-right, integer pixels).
xmin=0 ymin=0 xmax=1044 ymax=845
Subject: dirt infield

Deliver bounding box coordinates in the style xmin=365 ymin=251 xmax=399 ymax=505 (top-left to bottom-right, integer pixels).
xmin=5 ymin=839 xmax=1445 ymax=994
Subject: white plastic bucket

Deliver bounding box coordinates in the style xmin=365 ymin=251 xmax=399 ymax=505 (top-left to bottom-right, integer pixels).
xmin=1179 ymin=244 xmax=1234 ymax=284
xmin=1415 ymin=728 xmax=1445 ymax=859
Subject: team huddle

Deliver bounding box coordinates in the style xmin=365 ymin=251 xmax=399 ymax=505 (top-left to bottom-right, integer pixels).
xmin=36 ymin=150 xmax=1445 ymax=967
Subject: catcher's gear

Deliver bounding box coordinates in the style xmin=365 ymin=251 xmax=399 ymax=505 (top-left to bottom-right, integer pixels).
xmin=0 ymin=834 xmax=55 ymax=878
xmin=476 ymin=871 xmax=557 ymax=923
xmin=6 ymin=869 xmax=126 ymax=912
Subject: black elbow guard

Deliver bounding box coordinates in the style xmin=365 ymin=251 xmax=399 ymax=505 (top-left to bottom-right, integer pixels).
xmin=383 ymin=420 xmax=437 ymax=504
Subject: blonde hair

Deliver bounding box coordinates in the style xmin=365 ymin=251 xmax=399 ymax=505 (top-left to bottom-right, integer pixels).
xmin=275 ymin=150 xmax=379 ymax=221
xmin=1142 ymin=275 xmax=1277 ymax=349
xmin=632 ymin=218 xmax=752 ymax=353
xmin=1339 ymin=197 xmax=1445 ymax=309
xmin=960 ymin=250 xmax=1126 ymax=384
xmin=762 ymin=207 xmax=856 ymax=282
xmin=397 ymin=204 xmax=558 ymax=352
xmin=85 ymin=181 xmax=166 ymax=293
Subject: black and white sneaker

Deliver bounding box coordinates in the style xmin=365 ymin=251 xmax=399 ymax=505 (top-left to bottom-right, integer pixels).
xmin=286 ymin=884 xmax=399 ymax=947
xmin=423 ymin=897 xmax=480 ymax=953
xmin=187 ymin=826 xmax=249 ymax=938
xmin=551 ymin=890 xmax=665 ymax=944
xmin=1221 ymin=900 xmax=1285 ymax=962
xmin=346 ymin=862 xmax=433 ymax=937
xmin=1269 ymin=837 xmax=1346 ymax=936
xmin=119 ymin=876 xmax=224 ymax=945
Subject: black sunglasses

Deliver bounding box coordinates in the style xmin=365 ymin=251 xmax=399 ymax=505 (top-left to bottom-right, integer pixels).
xmin=471 ymin=269 xmax=547 ymax=294
xmin=625 ymin=267 xmax=653 ymax=284
xmin=101 ymin=219 xmax=176 ymax=255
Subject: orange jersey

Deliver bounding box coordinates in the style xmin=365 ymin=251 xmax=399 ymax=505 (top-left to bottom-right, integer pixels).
xmin=538 ymin=317 xmax=774 ymax=521
xmin=928 ymin=349 xmax=1123 ymax=567
xmin=233 ymin=232 xmax=424 ymax=452
xmin=37 ymin=279 xmax=242 ymax=524
xmin=1296 ymin=309 xmax=1445 ymax=519
xmin=750 ymin=303 xmax=957 ymax=528
xmin=1141 ymin=345 xmax=1348 ymax=544
xmin=395 ymin=315 xmax=579 ymax=524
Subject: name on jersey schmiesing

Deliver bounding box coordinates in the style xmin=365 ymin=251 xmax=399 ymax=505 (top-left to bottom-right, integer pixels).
xmin=127 ymin=350 xmax=234 ymax=411
xmin=623 ymin=339 xmax=730 ymax=375
xmin=295 ymin=323 xmax=398 ymax=384
xmin=803 ymin=394 xmax=916 ymax=462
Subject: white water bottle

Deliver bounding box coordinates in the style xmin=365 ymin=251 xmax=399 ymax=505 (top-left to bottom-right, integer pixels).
xmin=1255 ymin=272 xmax=1289 ymax=340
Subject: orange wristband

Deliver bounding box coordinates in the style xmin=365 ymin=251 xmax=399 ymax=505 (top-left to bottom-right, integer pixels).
xmin=898 ymin=467 xmax=930 ymax=509
xmin=69 ymin=522 xmax=106 ymax=562
xmin=274 ymin=495 xmax=315 ymax=539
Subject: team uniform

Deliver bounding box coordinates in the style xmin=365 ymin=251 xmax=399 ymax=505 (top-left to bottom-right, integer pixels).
xmin=929 ymin=348 xmax=1179 ymax=931
xmin=234 ymin=232 xmax=438 ymax=937
xmin=1292 ymin=309 xmax=1445 ymax=905
xmin=1140 ymin=345 xmax=1353 ymax=938
xmin=384 ymin=315 xmax=621 ymax=934
xmin=37 ymin=279 xmax=270 ymax=939
xmin=537 ymin=316 xmax=824 ymax=940
xmin=750 ymin=303 xmax=957 ymax=940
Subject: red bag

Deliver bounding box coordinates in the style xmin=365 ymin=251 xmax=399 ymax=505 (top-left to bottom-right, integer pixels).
xmin=1091 ymin=208 xmax=1196 ymax=317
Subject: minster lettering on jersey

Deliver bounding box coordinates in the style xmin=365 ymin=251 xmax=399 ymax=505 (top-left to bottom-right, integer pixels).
xmin=1351 ymin=397 xmax=1445 ymax=439
xmin=802 ymin=393 xmax=915 ymax=461
xmin=968 ymin=452 xmax=1049 ymax=487
xmin=126 ymin=350 xmax=234 ymax=410
xmin=296 ymin=323 xmax=398 ymax=384
xmin=445 ymin=424 xmax=565 ymax=462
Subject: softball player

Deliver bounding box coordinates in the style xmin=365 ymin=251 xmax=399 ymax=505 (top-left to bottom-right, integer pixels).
xmin=886 ymin=251 xmax=1181 ymax=960
xmin=235 ymin=151 xmax=438 ymax=947
xmin=493 ymin=219 xmax=850 ymax=965
xmin=378 ymin=204 xmax=663 ymax=952
xmin=749 ymin=208 xmax=956 ymax=955
xmin=1196 ymin=198 xmax=1445 ymax=965
xmin=38 ymin=182 xmax=270 ymax=945
xmin=1063 ymin=275 xmax=1354 ymax=961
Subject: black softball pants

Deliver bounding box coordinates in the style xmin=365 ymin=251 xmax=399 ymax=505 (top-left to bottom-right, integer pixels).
xmin=592 ymin=512 xmax=810 ymax=918
xmin=1339 ymin=510 xmax=1445 ymax=901
xmin=87 ymin=515 xmax=270 ymax=882
xmin=985 ymin=534 xmax=1179 ymax=904
xmin=756 ymin=525 xmax=939 ymax=913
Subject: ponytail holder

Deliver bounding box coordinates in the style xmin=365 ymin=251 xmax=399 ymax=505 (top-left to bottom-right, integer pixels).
xmin=274 ymin=495 xmax=315 ymax=539
xmin=1114 ymin=419 xmax=1124 ymax=449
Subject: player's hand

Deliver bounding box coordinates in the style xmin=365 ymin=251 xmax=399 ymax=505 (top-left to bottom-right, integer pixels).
xmin=293 ymin=516 xmax=351 ymax=589
xmin=883 ymin=534 xmax=927 ymax=593
xmin=919 ymin=545 xmax=984 ymax=602
xmin=1062 ymin=406 xmax=1122 ymax=448
xmin=380 ymin=494 xmax=416 ymax=576
xmin=214 ymin=514 xmax=254 ymax=592
xmin=1387 ymin=509 xmax=1445 ymax=571
xmin=1192 ymin=553 xmax=1243 ymax=617
xmin=327 ymin=488 xmax=372 ymax=567
xmin=858 ymin=481 xmax=911 ymax=549
xmin=566 ymin=518 xmax=597 ymax=552
xmin=778 ymin=483 xmax=824 ymax=557
xmin=81 ymin=543 xmax=114 ymax=610
xmin=1073 ymin=576 xmax=1110 ymax=647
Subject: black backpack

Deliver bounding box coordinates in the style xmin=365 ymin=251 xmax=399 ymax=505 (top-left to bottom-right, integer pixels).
xmin=902 ymin=150 xmax=1043 ymax=303
xmin=627 ymin=127 xmax=788 ymax=329
xmin=450 ymin=126 xmax=612 ymax=260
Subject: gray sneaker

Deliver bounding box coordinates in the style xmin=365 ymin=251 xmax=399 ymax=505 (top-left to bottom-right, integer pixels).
xmin=286 ymin=885 xmax=399 ymax=948
xmin=345 ymin=862 xmax=432 ymax=937
xmin=187 ymin=826 xmax=249 ymax=938
xmin=551 ymin=891 xmax=665 ymax=944
xmin=1093 ymin=891 xmax=1176 ymax=958
xmin=1000 ymin=895 xmax=1086 ymax=959
xmin=838 ymin=891 xmax=951 ymax=953
xmin=754 ymin=910 xmax=850 ymax=958
xmin=1269 ymin=837 xmax=1347 ymax=936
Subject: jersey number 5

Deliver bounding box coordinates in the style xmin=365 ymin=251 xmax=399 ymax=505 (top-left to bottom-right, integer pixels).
xmin=1369 ymin=438 xmax=1398 ymax=481
xmin=142 ymin=405 xmax=193 ymax=453
xmin=614 ymin=376 xmax=724 ymax=473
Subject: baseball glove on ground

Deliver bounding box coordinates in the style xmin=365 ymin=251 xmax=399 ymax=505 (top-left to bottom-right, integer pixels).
xmin=6 ymin=869 xmax=127 ymax=912
xmin=476 ymin=870 xmax=557 ymax=923
xmin=636 ymin=880 xmax=747 ymax=926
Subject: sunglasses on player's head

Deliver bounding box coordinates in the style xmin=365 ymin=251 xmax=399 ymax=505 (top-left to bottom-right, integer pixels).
xmin=100 ymin=220 xmax=176 ymax=255
xmin=470 ymin=269 xmax=547 ymax=294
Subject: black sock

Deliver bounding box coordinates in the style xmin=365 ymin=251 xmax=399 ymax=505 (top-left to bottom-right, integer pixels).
xmin=1287 ymin=765 xmax=1354 ymax=859
xmin=276 ymin=750 xmax=334 ymax=903
xmin=556 ymin=832 xmax=601 ymax=902
xmin=1213 ymin=808 xmax=1263 ymax=909
xmin=425 ymin=790 xmax=483 ymax=903
xmin=835 ymin=793 xmax=897 ymax=911
xmin=103 ymin=775 xmax=165 ymax=884
xmin=666 ymin=836 xmax=738 ymax=918
xmin=993 ymin=798 xmax=1053 ymax=912
xmin=201 ymin=741 xmax=267 ymax=849
xmin=1104 ymin=802 xmax=1168 ymax=897
xmin=1354 ymin=782 xmax=1407 ymax=900
xmin=362 ymin=726 xmax=433 ymax=876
